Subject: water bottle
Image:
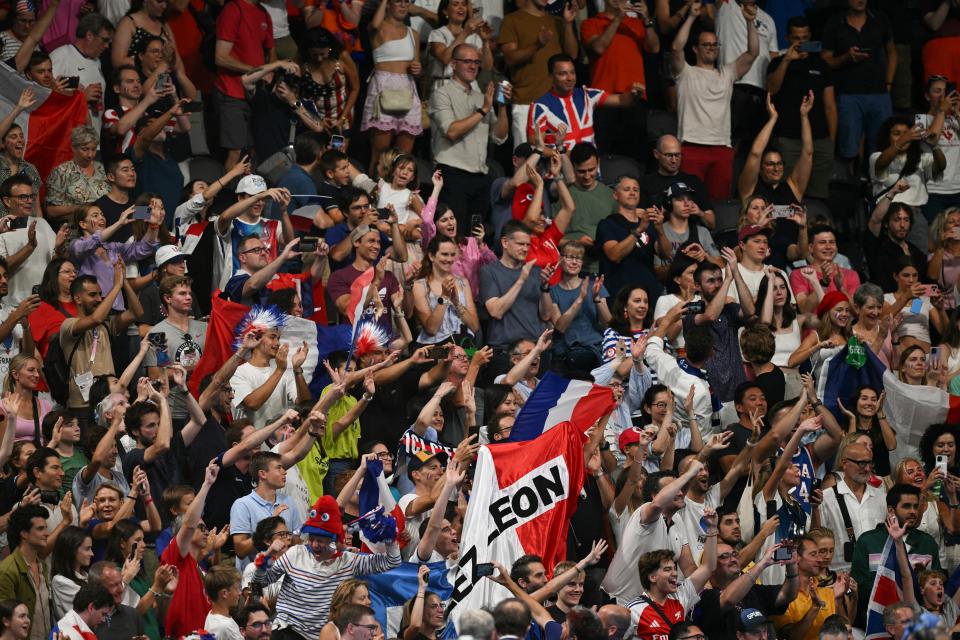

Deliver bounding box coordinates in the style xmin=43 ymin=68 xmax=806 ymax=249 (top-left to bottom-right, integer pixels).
xmin=845 ymin=336 xmax=867 ymax=369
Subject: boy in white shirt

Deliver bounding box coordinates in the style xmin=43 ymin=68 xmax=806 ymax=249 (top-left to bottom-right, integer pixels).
xmin=204 ymin=565 xmax=244 ymax=640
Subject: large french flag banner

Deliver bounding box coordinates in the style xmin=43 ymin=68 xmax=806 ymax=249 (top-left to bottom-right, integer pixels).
xmin=188 ymin=294 xmax=352 ymax=398
xmin=445 ymin=421 xmax=586 ymax=632
xmin=509 ymin=372 xmax=616 ymax=442
xmin=815 ymin=344 xmax=886 ymax=423
xmin=367 ymin=561 xmax=453 ymax=637
xmin=864 ymin=537 xmax=905 ymax=640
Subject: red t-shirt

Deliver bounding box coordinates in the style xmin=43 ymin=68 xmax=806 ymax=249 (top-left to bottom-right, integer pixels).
xmin=528 ymin=224 xmax=563 ymax=285
xmin=580 ymin=14 xmax=648 ymax=94
xmin=214 ymin=0 xmax=275 ymax=99
xmin=160 ymin=536 xmax=210 ymax=639
xmin=29 ymin=301 xmax=76 ymax=359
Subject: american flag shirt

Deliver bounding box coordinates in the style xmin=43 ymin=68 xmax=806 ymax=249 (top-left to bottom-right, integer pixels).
xmin=527 ymin=85 xmax=608 ymax=151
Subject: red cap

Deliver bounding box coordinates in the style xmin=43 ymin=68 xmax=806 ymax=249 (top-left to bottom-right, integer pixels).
xmin=738 ymin=224 xmax=772 ymax=243
xmin=815 ymin=290 xmax=849 ymax=318
xmin=618 ymin=427 xmax=644 ymax=453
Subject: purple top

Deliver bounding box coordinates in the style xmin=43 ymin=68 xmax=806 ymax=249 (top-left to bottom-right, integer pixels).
xmin=69 ymin=232 xmax=159 ymax=311
xmin=420 ymin=195 xmax=496 ymax=300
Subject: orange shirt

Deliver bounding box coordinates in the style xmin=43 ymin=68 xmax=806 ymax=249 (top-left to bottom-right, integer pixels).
xmin=579 ymin=13 xmax=648 ymax=94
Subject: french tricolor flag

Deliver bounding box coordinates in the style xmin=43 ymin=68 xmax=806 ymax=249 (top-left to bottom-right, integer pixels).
xmin=864 ymin=537 xmax=905 ymax=640
xmin=508 ymin=372 xmax=616 ymax=442
xmin=357 ymin=459 xmax=405 ymax=553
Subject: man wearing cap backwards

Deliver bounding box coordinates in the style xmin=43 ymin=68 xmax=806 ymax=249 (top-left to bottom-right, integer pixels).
xmin=215 ymin=175 xmax=296 ymax=289
xmin=136 ymin=245 xmax=202 ymax=329
xmin=627 ymin=507 xmax=718 ymax=639
xmin=655 ymin=181 xmax=722 ymax=269
xmin=254 ymin=494 xmax=401 ymax=639
xmin=698 ymin=540 xmax=799 ymax=640
xmin=397 ymin=449 xmax=447 ymax=560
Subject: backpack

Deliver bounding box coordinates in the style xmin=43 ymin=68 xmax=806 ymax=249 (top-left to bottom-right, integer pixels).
xmin=43 ymin=322 xmax=105 ymax=406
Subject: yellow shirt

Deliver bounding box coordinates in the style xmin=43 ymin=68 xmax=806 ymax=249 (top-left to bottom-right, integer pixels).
xmin=772 ymin=585 xmax=836 ymax=640
xmin=320 ymin=384 xmax=360 ymax=460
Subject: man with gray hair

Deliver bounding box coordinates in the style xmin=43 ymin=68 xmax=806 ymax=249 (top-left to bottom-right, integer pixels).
xmin=87 ymin=561 xmax=145 ymax=640
xmin=72 ymin=396 xmax=131 ymax=503
xmin=492 ymin=598 xmax=532 ymax=640
xmin=883 ymin=602 xmax=914 ymax=640
xmin=49 ymin=13 xmax=114 ymax=129
xmin=458 ymin=609 xmax=495 ymax=640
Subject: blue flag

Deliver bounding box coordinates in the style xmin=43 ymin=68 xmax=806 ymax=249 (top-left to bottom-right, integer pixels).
xmin=366 ymin=561 xmax=453 ymax=637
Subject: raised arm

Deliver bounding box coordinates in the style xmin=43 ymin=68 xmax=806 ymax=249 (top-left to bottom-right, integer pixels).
xmin=686 ymin=508 xmax=718 ymax=592
xmin=69 ymin=258 xmax=126 ymax=335
xmin=638 ymin=459 xmax=703 ymax=524
xmin=671 ymin=2 xmax=701 ymax=77
xmin=789 ymin=92 xmax=815 ymax=199
xmin=177 ymin=459 xmax=218 ymax=554
xmin=415 ymin=459 xmax=463 ymax=561
xmin=501 ymin=329 xmax=552 ymax=385
xmin=734 ymin=6 xmax=760 ymax=80
xmin=738 ymin=96 xmax=778 ymax=199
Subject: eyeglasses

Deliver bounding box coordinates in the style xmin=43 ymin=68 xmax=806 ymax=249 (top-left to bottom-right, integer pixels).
xmin=562 ymin=255 xmax=583 ymax=262
xmin=354 ymin=624 xmax=380 ymax=632
xmin=375 ymin=451 xmax=392 ymax=459
xmin=454 ymin=58 xmax=482 ymax=66
xmin=845 ymin=458 xmax=873 ymax=468
xmin=240 ymin=246 xmax=268 ymax=255
xmin=196 ymin=522 xmax=209 ymax=532
xmin=451 ymin=354 xmax=469 ymax=361
xmin=697 ymin=41 xmax=720 ymax=49
xmin=650 ymin=401 xmax=669 ymax=410
xmin=271 ymin=531 xmax=293 ymax=539
xmin=678 ymin=635 xmax=705 ymax=640
xmin=6 ymin=194 xmax=32 ymax=202
xmin=717 ymin=552 xmax=737 ymax=560
xmin=246 ymin=621 xmax=272 ymax=630
xmin=763 ymin=161 xmax=784 ymax=167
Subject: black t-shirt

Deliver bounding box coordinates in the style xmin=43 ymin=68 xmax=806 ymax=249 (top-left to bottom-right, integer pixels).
xmin=767 ymin=55 xmax=834 ymax=140
xmin=768 ymin=219 xmax=801 ymax=271
xmin=641 ymin=171 xmax=715 ymax=214
xmin=568 ymin=475 xmax=609 ymax=568
xmin=863 ymin=230 xmax=928 ymax=293
xmin=822 ymin=11 xmax=894 ymax=95
xmin=122 ymin=433 xmax=186 ymax=526
xmin=189 ymin=414 xmax=228 ymax=490
xmin=251 ymin=86 xmax=296 ymax=161
xmin=359 ymin=365 xmax=432 ymax=447
xmin=720 ymin=422 xmax=753 ymax=511
xmin=755 ymin=181 xmax=801 ymax=208
xmin=94 ymin=194 xmax=133 ymax=243
xmin=596 ymin=214 xmax=664 ymax=306
xmin=754 ymin=367 xmax=786 ymax=409
xmin=696 ymin=584 xmax=787 ymax=640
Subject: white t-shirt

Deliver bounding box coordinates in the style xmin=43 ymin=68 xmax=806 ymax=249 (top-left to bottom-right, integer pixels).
xmin=601 ymin=509 xmax=685 ymax=605
xmin=869 ymin=151 xmax=937 ymax=207
xmin=398 ymin=492 xmax=430 ymax=561
xmin=377 ymin=181 xmax=417 ymax=225
xmin=716 ymin=1 xmax=779 ymax=89
xmin=204 ymin=612 xmax=244 ymax=640
xmin=261 ymin=0 xmax=290 ymax=39
xmin=230 ymin=362 xmax=298 ymax=428
xmin=676 ymin=62 xmax=738 ymax=147
xmin=653 ymin=293 xmax=701 ymax=350
xmin=919 ymin=113 xmax=960 ymax=195
xmin=49 ymin=43 xmax=105 ymax=130
xmin=410 ymin=0 xmax=443 ymax=42
xmin=0 ymin=218 xmax=56 ymax=307
xmin=427 ymin=27 xmax=485 ymax=82
xmin=673 ymin=485 xmax=721 ymax=561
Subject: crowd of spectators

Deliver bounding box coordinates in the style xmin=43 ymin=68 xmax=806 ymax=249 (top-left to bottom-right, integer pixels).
xmin=1 ymin=0 xmax=960 ymax=639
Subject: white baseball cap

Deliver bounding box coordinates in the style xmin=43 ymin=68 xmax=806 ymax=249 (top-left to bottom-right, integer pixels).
xmin=236 ymin=174 xmax=268 ymax=196
xmin=155 ymin=245 xmax=186 ymax=268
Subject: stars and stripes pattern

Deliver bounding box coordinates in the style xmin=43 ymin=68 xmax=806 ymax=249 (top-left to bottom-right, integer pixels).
xmin=527 ymin=86 xmax=607 ymax=151
xmin=864 ymin=537 xmax=904 ymax=640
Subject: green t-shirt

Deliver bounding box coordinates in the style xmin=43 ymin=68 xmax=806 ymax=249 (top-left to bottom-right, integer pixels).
xmin=320 ymin=384 xmax=360 ymax=460
xmin=565 ymin=182 xmax=616 ymax=272
xmin=59 ymin=447 xmax=89 ymax=499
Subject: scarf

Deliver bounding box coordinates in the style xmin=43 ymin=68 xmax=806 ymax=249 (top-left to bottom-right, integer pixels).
xmin=676 ymin=358 xmax=722 ymax=412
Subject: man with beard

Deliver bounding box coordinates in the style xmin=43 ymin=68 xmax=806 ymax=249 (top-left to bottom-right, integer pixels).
xmin=818 ymin=442 xmax=887 ymax=572
xmin=852 ymin=484 xmax=940 ymax=626
xmin=865 ymin=180 xmax=927 ymax=293
xmin=102 ymin=65 xmax=173 ymax=157
xmin=699 ymin=542 xmax=799 ymax=639
xmin=770 ymin=535 xmax=843 ymax=640
xmin=602 ymin=463 xmax=703 ymax=604
xmin=237 ymin=604 xmax=273 ymax=640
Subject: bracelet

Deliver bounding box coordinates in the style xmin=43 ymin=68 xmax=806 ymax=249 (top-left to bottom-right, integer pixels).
xmin=293 ymin=368 xmax=304 ymax=375
xmin=143 ymin=497 xmax=153 ymax=505
xmin=811 ymin=401 xmax=823 ymax=410
xmin=362 ymin=392 xmax=375 ymax=402
xmin=308 ymin=430 xmax=322 ymax=438
xmin=126 ymin=494 xmax=137 ymax=500
xmin=704 ymin=532 xmax=718 ymax=537
xmin=540 ymin=284 xmax=551 ymax=292
xmin=593 ymin=298 xmax=601 ymax=303
xmin=745 ymin=440 xmax=756 ymax=447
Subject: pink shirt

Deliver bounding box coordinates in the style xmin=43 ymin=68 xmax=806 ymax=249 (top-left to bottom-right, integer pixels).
xmin=420 ymin=195 xmax=496 ymax=300
xmin=12 ymin=397 xmax=52 ymax=443
xmin=789 ymin=265 xmax=862 ymax=301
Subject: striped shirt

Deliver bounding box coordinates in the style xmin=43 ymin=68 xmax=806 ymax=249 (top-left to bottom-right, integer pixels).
xmin=254 ymin=543 xmax=401 ymax=638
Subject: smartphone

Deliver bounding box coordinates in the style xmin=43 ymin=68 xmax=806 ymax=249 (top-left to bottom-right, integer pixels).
xmin=474 ymin=562 xmax=495 ymax=578
xmin=147 ymin=332 xmax=166 ymax=347
xmin=132 ymin=205 xmax=152 ymax=221
xmin=150 ymin=379 xmax=164 ymax=391
xmin=937 ymin=454 xmax=949 ymax=475
xmin=812 ymin=478 xmax=822 ymax=492
xmin=330 ymin=134 xmax=345 ymax=151
xmin=64 ymin=76 xmax=80 ymax=89
xmin=300 ymin=236 xmax=318 ymax=253
xmin=923 ymin=284 xmax=940 ymax=297
xmin=470 ymin=214 xmax=483 ymax=230
xmin=473 ymin=6 xmax=483 ymax=18
xmin=910 ymin=298 xmax=923 ymax=314
xmin=182 ymin=101 xmax=203 ymax=113
xmin=39 ymin=490 xmax=59 ymax=504
xmin=930 ymin=346 xmax=941 ymax=369
xmin=915 ymin=113 xmax=928 ymax=129
xmin=427 ymin=345 xmax=447 ymax=360
xmin=947 ymin=81 xmax=958 ymax=97
xmin=9 ymin=216 xmax=28 ymax=230
xmin=771 ymin=205 xmax=794 ymax=219
xmin=773 ymin=545 xmax=793 ymax=562
xmin=155 ymin=71 xmax=170 ymax=90
xmin=377 ymin=207 xmax=392 ymax=220
xmin=128 ymin=541 xmax=139 ymax=561
xmin=31 ymin=285 xmax=40 ymax=296
xmin=798 ymin=40 xmax=822 ymax=53
xmin=684 ymin=300 xmax=706 ymax=315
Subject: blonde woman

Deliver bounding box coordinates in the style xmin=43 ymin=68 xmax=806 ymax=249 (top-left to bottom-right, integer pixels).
xmin=928 ymin=207 xmax=960 ymax=305
xmin=892 ymin=456 xmax=960 ymax=571
xmin=788 ymin=291 xmax=852 ymax=379
xmin=3 ymin=354 xmax=49 ymax=444
xmin=319 ymin=579 xmax=371 ymax=640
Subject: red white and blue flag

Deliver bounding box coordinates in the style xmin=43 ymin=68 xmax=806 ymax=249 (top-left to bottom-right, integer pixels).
xmin=509 ymin=372 xmax=616 ymax=442
xmin=527 ymin=86 xmax=607 ymax=151
xmin=446 ymin=421 xmax=586 ymax=631
xmin=865 ymin=537 xmax=905 ymax=640
xmin=358 ymin=459 xmax=406 ymax=553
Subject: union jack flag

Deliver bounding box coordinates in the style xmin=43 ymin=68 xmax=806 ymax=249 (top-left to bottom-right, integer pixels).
xmin=865 ymin=537 xmax=904 ymax=640
xmin=527 ymin=86 xmax=607 ymax=151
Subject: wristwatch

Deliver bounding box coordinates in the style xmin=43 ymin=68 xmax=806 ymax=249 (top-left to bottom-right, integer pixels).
xmin=476 ymin=106 xmax=489 ymax=117
xmin=437 ymin=296 xmax=446 ymax=305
